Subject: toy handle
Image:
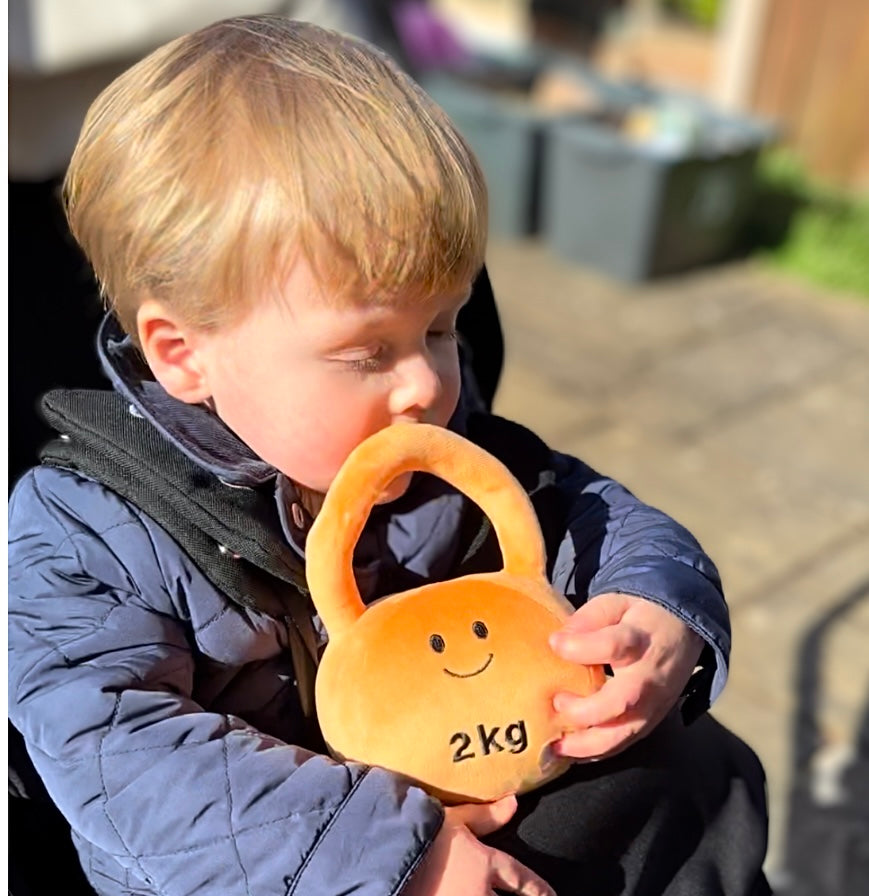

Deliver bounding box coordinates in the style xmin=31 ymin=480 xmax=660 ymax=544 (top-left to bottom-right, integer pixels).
xmin=305 ymin=423 xmax=548 ymax=638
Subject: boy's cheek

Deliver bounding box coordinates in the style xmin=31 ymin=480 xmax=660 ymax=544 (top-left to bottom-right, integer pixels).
xmin=433 ymin=368 xmax=462 ymax=424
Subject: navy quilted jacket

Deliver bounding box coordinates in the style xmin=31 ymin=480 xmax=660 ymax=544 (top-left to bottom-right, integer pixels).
xmin=8 ymin=319 xmax=730 ymax=896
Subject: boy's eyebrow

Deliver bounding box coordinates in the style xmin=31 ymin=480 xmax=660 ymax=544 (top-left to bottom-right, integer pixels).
xmin=421 ymin=290 xmax=471 ymax=323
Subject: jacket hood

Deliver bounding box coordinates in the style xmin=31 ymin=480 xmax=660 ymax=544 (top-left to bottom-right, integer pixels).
xmin=98 ymin=314 xmax=276 ymax=487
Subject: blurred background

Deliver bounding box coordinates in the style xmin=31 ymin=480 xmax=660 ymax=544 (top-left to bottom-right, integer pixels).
xmin=8 ymin=1 xmax=869 ymax=894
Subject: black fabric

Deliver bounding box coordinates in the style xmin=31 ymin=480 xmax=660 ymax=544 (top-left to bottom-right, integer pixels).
xmin=484 ymin=712 xmax=772 ymax=896
xmin=8 ymin=750 xmax=96 ymax=896
xmin=7 ymin=178 xmax=107 ymax=491
xmin=39 ymin=388 xmax=311 ymax=616
xmin=458 ymin=266 xmax=504 ymax=413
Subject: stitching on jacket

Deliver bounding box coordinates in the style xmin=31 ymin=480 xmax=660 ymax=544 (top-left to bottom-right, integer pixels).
xmin=601 ymin=504 xmax=639 ymax=567
xmin=27 ymin=475 xmax=147 ymax=637
xmin=50 ymin=476 xmax=247 ymax=637
xmin=285 ymin=768 xmax=370 ymax=895
xmin=38 ymin=739 xmax=224 ymax=764
xmin=11 ymin=638 xmax=73 ymax=707
xmin=95 ymin=519 xmax=142 ymax=539
xmin=35 ymin=467 xmax=203 ymax=626
xmin=126 ymin=499 xmax=266 ymax=635
xmin=90 ymin=800 xmax=330 ymax=859
xmin=12 ymin=602 xmax=177 ymax=727
xmin=27 ymin=706 xmax=278 ymax=765
xmin=98 ymin=691 xmax=154 ymax=886
xmin=127 ymin=504 xmax=181 ymax=614
xmin=22 ymin=736 xmax=286 ymax=861
xmin=31 ymin=473 xmax=87 ymax=570
xmin=50 ymin=595 xmax=133 ymax=654
xmin=222 ymin=733 xmax=253 ymax=896
xmin=107 ymin=810 xmax=316 ymax=858
xmin=391 ymin=817 xmax=440 ymax=896
xmin=194 ymin=601 xmax=236 ymax=634
xmin=53 ymin=519 xmax=140 ymax=560
xmin=14 ymin=631 xmax=73 ymax=670
xmin=100 ymin=489 xmax=249 ymax=634
xmin=23 ymin=775 xmax=304 ymax=861
xmin=85 ymin=477 xmax=274 ymax=635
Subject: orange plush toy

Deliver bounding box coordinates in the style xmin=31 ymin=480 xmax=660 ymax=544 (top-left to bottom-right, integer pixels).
xmin=306 ymin=423 xmax=605 ymax=804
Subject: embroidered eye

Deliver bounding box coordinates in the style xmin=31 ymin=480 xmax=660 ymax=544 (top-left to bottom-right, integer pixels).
xmin=429 ymin=634 xmax=446 ymax=653
xmin=472 ymin=621 xmax=488 ymax=639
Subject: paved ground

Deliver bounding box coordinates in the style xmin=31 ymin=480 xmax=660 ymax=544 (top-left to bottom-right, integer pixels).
xmin=483 ymin=238 xmax=869 ymax=882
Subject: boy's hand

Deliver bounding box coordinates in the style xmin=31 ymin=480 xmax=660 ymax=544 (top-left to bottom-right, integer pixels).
xmin=549 ymin=593 xmax=704 ymax=761
xmin=403 ymin=795 xmax=555 ymax=896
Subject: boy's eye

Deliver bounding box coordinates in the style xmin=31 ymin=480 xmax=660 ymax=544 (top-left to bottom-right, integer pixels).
xmin=346 ymin=355 xmax=386 ymax=374
xmin=427 ymin=329 xmax=458 ymax=343
xmin=339 ymin=346 xmax=389 ymax=374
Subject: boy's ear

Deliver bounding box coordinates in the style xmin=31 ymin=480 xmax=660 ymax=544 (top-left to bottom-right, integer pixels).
xmin=137 ymin=300 xmax=212 ymax=404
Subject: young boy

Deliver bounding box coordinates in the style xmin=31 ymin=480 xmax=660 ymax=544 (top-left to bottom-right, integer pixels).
xmin=8 ymin=15 xmax=770 ymax=896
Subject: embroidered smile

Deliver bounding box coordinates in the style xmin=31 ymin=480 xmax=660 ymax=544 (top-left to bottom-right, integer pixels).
xmin=443 ymin=653 xmax=494 ymax=678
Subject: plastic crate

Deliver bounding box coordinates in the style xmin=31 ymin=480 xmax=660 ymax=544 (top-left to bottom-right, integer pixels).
xmin=541 ymin=99 xmax=775 ymax=280
xmin=421 ymin=71 xmax=565 ymax=237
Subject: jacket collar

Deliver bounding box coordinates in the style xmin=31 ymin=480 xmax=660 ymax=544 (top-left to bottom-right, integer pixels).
xmin=98 ymin=314 xmax=277 ymax=487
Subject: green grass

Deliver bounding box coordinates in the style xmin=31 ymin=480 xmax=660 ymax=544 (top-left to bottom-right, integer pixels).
xmin=661 ymin=0 xmax=721 ymax=28
xmin=748 ymin=151 xmax=869 ymax=300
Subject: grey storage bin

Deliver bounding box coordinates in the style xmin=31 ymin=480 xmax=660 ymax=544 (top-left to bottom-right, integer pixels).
xmin=541 ymin=105 xmax=775 ymax=280
xmin=421 ymin=70 xmax=580 ymax=237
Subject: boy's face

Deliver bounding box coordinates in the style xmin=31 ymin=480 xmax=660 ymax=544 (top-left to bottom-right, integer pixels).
xmin=188 ymin=258 xmax=469 ymax=501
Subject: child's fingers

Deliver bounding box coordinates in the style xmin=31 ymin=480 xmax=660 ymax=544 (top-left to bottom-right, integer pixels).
xmin=559 ymin=592 xmax=633 ymax=634
xmin=552 ymin=673 xmax=645 ymax=728
xmin=448 ymin=794 xmax=518 ymax=836
xmin=552 ymin=717 xmax=648 ymax=762
xmin=552 ymin=714 xmax=652 ymax=760
xmin=489 ymin=849 xmax=557 ymax=896
xmin=549 ymin=623 xmax=648 ymax=667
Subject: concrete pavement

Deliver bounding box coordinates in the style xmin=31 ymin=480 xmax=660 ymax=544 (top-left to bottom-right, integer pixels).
xmin=483 ymin=238 xmax=869 ymax=882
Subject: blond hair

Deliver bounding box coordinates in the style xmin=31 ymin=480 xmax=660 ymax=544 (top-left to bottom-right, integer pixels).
xmin=63 ymin=15 xmax=488 ymax=338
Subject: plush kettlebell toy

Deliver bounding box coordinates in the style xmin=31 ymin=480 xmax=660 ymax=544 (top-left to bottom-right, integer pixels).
xmin=305 ymin=423 xmax=606 ymax=804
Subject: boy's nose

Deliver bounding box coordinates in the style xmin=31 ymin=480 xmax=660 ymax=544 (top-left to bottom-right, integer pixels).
xmin=388 ymin=354 xmax=442 ymax=416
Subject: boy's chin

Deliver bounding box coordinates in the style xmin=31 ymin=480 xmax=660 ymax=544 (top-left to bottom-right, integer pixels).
xmin=373 ymin=472 xmax=414 ymax=505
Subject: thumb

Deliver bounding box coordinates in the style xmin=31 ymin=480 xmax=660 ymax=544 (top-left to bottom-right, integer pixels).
xmin=447 ymin=794 xmax=518 ymax=836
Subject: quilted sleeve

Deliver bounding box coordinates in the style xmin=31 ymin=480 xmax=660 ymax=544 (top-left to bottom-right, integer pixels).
xmin=547 ymin=451 xmax=730 ymax=710
xmin=8 ymin=468 xmax=441 ymax=896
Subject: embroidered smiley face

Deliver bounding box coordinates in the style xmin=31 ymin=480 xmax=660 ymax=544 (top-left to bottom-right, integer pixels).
xmin=315 ymin=575 xmax=606 ymax=803
xmin=429 ymin=621 xmax=494 ymax=678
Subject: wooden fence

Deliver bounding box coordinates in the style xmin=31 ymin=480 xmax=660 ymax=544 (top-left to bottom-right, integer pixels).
xmin=750 ymin=0 xmax=869 ymax=189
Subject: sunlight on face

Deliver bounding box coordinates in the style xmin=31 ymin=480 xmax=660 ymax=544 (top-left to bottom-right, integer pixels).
xmin=190 ymin=257 xmax=469 ymax=497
